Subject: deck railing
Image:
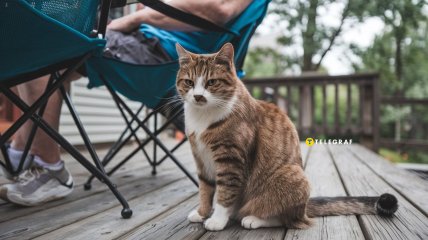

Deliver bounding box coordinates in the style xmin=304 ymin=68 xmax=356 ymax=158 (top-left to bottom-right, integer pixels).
xmin=243 ymin=73 xmax=380 ymax=150
xmin=379 ymin=97 xmax=428 ymax=151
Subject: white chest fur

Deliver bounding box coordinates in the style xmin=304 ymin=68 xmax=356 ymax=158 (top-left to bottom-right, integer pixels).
xmin=194 ymin=137 xmax=216 ymax=181
xmin=184 ymin=99 xmax=236 ymax=181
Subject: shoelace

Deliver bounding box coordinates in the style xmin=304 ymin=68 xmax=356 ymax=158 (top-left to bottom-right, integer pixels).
xmin=15 ymin=166 xmax=46 ymax=183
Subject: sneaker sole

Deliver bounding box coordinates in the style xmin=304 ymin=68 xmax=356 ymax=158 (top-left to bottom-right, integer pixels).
xmin=6 ymin=185 xmax=74 ymax=207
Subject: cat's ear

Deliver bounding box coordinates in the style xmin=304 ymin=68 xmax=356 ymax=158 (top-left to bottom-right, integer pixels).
xmin=176 ymin=43 xmax=193 ymax=65
xmin=214 ymin=43 xmax=234 ymax=66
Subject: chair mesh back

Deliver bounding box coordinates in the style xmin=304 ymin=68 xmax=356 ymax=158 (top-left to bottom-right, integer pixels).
xmin=24 ymin=0 xmax=99 ymax=35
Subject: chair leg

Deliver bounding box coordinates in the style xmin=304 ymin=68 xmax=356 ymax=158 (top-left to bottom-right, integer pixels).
xmin=156 ymin=136 xmax=188 ymax=165
xmin=103 ymin=82 xmax=198 ymax=187
xmin=15 ymin=74 xmax=56 ymax=175
xmin=0 ymin=144 xmax=11 ymax=170
xmin=84 ymin=104 xmax=153 ymax=189
xmin=103 ymin=104 xmax=145 ymax=162
xmin=152 ymin=112 xmax=158 ymax=175
xmin=59 ymin=85 xmax=106 ymax=175
xmin=1 ymin=80 xmax=133 ymax=219
xmin=0 ymin=53 xmax=91 ymax=146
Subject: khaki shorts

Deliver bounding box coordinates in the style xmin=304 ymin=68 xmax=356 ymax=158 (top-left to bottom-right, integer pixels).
xmin=104 ymin=30 xmax=172 ymax=65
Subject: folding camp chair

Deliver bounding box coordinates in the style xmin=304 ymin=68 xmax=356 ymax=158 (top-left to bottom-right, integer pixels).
xmin=83 ymin=0 xmax=271 ymax=188
xmin=0 ymin=0 xmax=133 ymax=218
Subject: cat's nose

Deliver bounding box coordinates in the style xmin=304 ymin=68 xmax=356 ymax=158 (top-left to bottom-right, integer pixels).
xmin=194 ymin=95 xmax=205 ymax=102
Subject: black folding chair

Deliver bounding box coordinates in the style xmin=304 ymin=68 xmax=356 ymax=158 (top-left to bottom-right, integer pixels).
xmin=0 ymin=0 xmax=132 ymax=218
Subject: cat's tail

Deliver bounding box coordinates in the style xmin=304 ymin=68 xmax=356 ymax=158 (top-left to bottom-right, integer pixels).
xmin=306 ymin=193 xmax=398 ymax=217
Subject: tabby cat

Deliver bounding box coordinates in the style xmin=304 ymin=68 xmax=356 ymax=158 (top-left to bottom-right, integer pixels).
xmin=175 ymin=43 xmax=398 ymax=231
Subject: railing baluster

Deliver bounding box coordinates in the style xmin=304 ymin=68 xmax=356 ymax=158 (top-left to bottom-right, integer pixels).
xmin=359 ymin=84 xmax=365 ymax=134
xmin=273 ymin=85 xmax=279 ymax=105
xmin=334 ymin=83 xmax=339 ymax=134
xmin=322 ymin=83 xmax=327 ymax=134
xmin=287 ymin=85 xmax=291 ymax=117
xmin=346 ymin=83 xmax=352 ymax=133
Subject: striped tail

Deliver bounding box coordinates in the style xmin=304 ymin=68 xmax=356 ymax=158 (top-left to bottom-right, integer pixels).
xmin=307 ymin=193 xmax=398 ymax=217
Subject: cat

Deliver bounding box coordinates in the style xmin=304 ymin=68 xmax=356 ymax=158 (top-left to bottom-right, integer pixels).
xmin=175 ymin=42 xmax=398 ymax=231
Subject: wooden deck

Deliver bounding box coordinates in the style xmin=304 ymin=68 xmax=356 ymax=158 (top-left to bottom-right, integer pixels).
xmin=1 ymin=139 xmax=427 ymax=240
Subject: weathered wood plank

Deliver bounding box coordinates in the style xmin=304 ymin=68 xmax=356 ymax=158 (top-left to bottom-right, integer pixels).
xmin=34 ymin=179 xmax=197 ymax=240
xmin=328 ymin=144 xmax=428 ymax=240
xmin=285 ymin=144 xmax=364 ymax=240
xmin=200 ymin=224 xmax=285 ymax=240
xmin=0 ymin=164 xmax=147 ymax=223
xmin=119 ymin=196 xmax=205 ymax=240
xmin=0 ymin=150 xmax=195 ymax=224
xmin=348 ymin=144 xmax=428 ymax=216
xmin=300 ymin=142 xmax=310 ymax=167
xmin=0 ymin=173 xmax=188 ymax=240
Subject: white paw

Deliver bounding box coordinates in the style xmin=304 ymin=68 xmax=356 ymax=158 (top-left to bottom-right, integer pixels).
xmin=241 ymin=216 xmax=264 ymax=229
xmin=204 ymin=216 xmax=228 ymax=231
xmin=187 ymin=209 xmax=204 ymax=223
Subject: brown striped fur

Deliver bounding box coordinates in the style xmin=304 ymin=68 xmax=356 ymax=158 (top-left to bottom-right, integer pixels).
xmin=175 ymin=43 xmax=398 ymax=231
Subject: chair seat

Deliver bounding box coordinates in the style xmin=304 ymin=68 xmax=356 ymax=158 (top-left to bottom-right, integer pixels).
xmin=86 ymin=57 xmax=178 ymax=109
xmin=85 ymin=0 xmax=270 ymax=109
xmin=0 ymin=0 xmax=106 ymax=82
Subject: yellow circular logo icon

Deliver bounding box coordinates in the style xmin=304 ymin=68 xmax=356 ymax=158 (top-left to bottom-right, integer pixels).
xmin=305 ymin=138 xmax=314 ymax=146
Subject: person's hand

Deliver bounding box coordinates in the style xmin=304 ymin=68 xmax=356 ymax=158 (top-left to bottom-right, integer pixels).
xmin=107 ymin=15 xmax=139 ymax=33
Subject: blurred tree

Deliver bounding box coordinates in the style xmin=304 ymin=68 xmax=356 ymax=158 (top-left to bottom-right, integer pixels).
xmin=261 ymin=0 xmax=369 ymax=133
xmin=244 ymin=47 xmax=288 ymax=77
xmin=269 ymin=0 xmax=367 ymax=72
xmin=351 ymin=0 xmax=428 ymax=142
xmin=359 ymin=0 xmax=428 ymax=97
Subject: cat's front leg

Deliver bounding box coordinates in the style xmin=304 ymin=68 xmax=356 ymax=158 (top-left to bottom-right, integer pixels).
xmin=188 ymin=175 xmax=215 ymax=223
xmin=204 ymin=155 xmax=244 ymax=231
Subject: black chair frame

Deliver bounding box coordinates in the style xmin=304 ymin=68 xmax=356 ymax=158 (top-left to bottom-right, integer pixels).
xmin=83 ymin=77 xmax=198 ymax=190
xmin=0 ymin=0 xmax=133 ymax=218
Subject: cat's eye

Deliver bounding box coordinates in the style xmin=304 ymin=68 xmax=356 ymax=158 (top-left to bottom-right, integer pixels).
xmin=184 ymin=79 xmax=194 ymax=87
xmin=206 ymin=79 xmax=217 ymax=86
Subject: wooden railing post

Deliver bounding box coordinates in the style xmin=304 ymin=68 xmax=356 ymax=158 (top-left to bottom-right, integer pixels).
xmin=299 ymin=86 xmax=313 ymax=135
xmin=372 ymin=75 xmax=380 ymax=151
xmin=359 ymin=75 xmax=379 ymax=151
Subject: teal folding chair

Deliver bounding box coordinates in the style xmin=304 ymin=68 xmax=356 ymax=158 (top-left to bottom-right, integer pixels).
xmin=0 ymin=0 xmax=133 ymax=218
xmin=83 ymin=0 xmax=271 ymax=188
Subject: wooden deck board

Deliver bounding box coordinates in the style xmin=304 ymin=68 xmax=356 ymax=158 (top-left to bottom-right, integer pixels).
xmin=0 ymin=140 xmax=427 ymax=240
xmin=285 ymin=144 xmax=364 ymax=240
xmin=328 ymin=144 xmax=428 ymax=240
xmin=119 ymin=196 xmax=204 ymax=240
xmin=35 ymin=179 xmax=197 ymax=240
xmin=348 ymin=144 xmax=428 ymax=215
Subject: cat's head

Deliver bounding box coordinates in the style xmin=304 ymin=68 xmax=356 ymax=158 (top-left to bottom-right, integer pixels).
xmin=175 ymin=43 xmax=238 ymax=109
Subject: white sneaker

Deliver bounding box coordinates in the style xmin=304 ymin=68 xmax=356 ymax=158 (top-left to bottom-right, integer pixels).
xmin=0 ymin=161 xmax=73 ymax=206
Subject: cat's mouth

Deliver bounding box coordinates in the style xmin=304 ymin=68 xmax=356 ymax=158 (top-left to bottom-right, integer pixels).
xmin=192 ymin=100 xmax=208 ymax=107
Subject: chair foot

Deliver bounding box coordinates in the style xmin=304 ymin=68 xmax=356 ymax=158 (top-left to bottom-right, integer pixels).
xmin=84 ymin=183 xmax=92 ymax=190
xmin=121 ymin=208 xmax=133 ymax=219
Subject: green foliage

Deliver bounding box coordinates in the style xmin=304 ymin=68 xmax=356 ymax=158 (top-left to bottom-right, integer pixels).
xmin=244 ymin=47 xmax=288 ymax=77
xmin=266 ymin=0 xmax=367 ymax=71
xmin=351 ymin=1 xmax=428 ymax=164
